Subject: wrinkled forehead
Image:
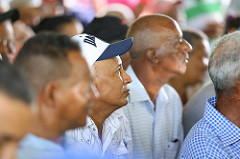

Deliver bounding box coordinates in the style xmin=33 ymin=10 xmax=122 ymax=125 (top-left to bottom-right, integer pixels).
xmin=161 ymin=19 xmax=182 ymax=38
xmin=93 ymin=56 xmax=122 ymax=72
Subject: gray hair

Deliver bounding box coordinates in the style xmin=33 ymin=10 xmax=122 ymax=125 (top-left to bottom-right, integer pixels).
xmin=208 ymin=31 xmax=240 ymax=92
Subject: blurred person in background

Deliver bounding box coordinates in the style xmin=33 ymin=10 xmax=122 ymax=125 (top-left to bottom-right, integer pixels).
xmin=169 ymin=28 xmax=210 ymax=105
xmin=84 ymin=16 xmax=131 ymax=69
xmin=33 ymin=15 xmax=83 ymax=36
xmin=180 ymin=0 xmax=231 ymax=39
xmin=10 ymin=0 xmax=42 ymax=27
xmin=0 ymin=61 xmax=33 ymax=159
xmin=0 ymin=8 xmax=19 ymax=63
xmin=10 ymin=0 xmax=64 ymax=27
xmin=63 ymin=0 xmax=104 ymax=26
xmin=97 ymin=3 xmax=135 ymax=25
xmin=224 ymin=16 xmax=240 ymax=34
xmin=13 ymin=20 xmax=35 ymax=59
xmin=140 ymin=0 xmax=185 ymax=26
xmin=183 ymin=81 xmax=215 ymax=137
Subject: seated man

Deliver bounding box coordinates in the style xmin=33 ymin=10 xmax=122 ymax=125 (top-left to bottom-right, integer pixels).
xmin=180 ymin=31 xmax=240 ymax=158
xmin=123 ymin=14 xmax=192 ymax=159
xmin=0 ymin=61 xmax=32 ymax=159
xmin=67 ymin=34 xmax=133 ymax=158
xmin=14 ymin=32 xmax=97 ymax=159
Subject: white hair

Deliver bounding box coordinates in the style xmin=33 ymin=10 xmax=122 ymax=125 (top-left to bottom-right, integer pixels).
xmin=209 ymin=31 xmax=240 ymax=92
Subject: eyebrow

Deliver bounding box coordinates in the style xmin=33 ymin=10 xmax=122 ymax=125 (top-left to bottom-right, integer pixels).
xmin=115 ymin=64 xmax=121 ymax=72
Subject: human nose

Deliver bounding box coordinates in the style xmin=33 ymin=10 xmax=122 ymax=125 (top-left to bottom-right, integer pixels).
xmin=182 ymin=39 xmax=192 ymax=53
xmin=122 ymin=70 xmax=132 ymax=84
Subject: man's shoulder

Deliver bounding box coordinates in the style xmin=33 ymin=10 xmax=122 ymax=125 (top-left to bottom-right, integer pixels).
xmin=162 ymin=84 xmax=180 ymax=96
xmin=17 ymin=134 xmax=59 ymax=159
xmin=180 ymin=119 xmax=223 ymax=158
xmin=161 ymin=84 xmax=182 ymax=107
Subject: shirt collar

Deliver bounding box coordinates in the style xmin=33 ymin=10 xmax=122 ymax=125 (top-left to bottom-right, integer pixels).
xmin=85 ymin=109 xmax=125 ymax=138
xmin=126 ymin=66 xmax=169 ymax=104
xmin=156 ymin=85 xmax=169 ymax=104
xmin=19 ymin=133 xmax=69 ymax=151
xmin=103 ymin=108 xmax=124 ymax=133
xmin=126 ymin=66 xmax=152 ymax=103
xmin=86 ymin=109 xmax=126 ymax=156
xmin=204 ymin=97 xmax=240 ymax=146
xmin=85 ymin=116 xmax=98 ymax=136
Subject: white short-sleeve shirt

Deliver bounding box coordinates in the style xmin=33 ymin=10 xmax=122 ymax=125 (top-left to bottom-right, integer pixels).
xmin=67 ymin=108 xmax=132 ymax=159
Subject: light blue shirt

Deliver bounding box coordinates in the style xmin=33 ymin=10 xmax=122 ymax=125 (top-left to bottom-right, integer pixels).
xmin=123 ymin=66 xmax=183 ymax=159
xmin=17 ymin=133 xmax=98 ymax=159
xmin=180 ymin=97 xmax=240 ymax=158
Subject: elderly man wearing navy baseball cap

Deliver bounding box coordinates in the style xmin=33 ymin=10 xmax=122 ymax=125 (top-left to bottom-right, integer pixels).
xmin=68 ymin=34 xmax=133 ymax=159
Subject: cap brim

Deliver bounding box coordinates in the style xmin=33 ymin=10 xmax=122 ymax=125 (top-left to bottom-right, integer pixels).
xmin=0 ymin=9 xmax=20 ymax=23
xmin=97 ymin=37 xmax=133 ymax=61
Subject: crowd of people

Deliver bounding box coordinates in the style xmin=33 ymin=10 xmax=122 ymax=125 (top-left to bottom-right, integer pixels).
xmin=1 ymin=0 xmax=240 ymax=158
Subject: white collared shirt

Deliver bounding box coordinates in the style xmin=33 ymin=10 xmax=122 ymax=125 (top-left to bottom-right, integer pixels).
xmin=67 ymin=108 xmax=132 ymax=159
xmin=123 ymin=66 xmax=184 ymax=159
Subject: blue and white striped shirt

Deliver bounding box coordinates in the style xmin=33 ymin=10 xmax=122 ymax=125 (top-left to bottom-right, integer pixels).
xmin=123 ymin=66 xmax=183 ymax=159
xmin=180 ymin=97 xmax=240 ymax=158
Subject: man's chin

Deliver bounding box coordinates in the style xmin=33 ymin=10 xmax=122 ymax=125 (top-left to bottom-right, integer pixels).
xmin=120 ymin=99 xmax=129 ymax=107
xmin=179 ymin=67 xmax=187 ymax=75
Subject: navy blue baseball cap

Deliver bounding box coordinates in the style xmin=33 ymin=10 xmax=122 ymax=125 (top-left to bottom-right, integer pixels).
xmin=72 ymin=33 xmax=133 ymax=66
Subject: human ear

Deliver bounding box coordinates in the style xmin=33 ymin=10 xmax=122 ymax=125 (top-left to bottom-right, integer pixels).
xmin=145 ymin=48 xmax=159 ymax=64
xmin=42 ymin=82 xmax=59 ymax=108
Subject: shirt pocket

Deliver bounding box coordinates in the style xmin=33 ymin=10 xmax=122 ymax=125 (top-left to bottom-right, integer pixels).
xmin=165 ymin=139 xmax=180 ymax=159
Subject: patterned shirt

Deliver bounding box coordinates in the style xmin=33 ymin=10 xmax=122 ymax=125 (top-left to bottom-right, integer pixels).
xmin=67 ymin=108 xmax=132 ymax=159
xmin=123 ymin=66 xmax=184 ymax=159
xmin=17 ymin=134 xmax=97 ymax=159
xmin=180 ymin=97 xmax=240 ymax=158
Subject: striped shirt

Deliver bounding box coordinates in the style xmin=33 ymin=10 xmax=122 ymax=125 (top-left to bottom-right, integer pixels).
xmin=180 ymin=97 xmax=240 ymax=158
xmin=123 ymin=66 xmax=183 ymax=159
xmin=67 ymin=108 xmax=132 ymax=159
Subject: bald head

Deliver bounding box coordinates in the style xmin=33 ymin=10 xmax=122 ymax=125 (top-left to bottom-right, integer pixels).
xmin=126 ymin=14 xmax=181 ymax=59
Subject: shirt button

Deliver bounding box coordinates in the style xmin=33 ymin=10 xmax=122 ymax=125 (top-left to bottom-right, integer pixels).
xmin=93 ymin=128 xmax=96 ymax=131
